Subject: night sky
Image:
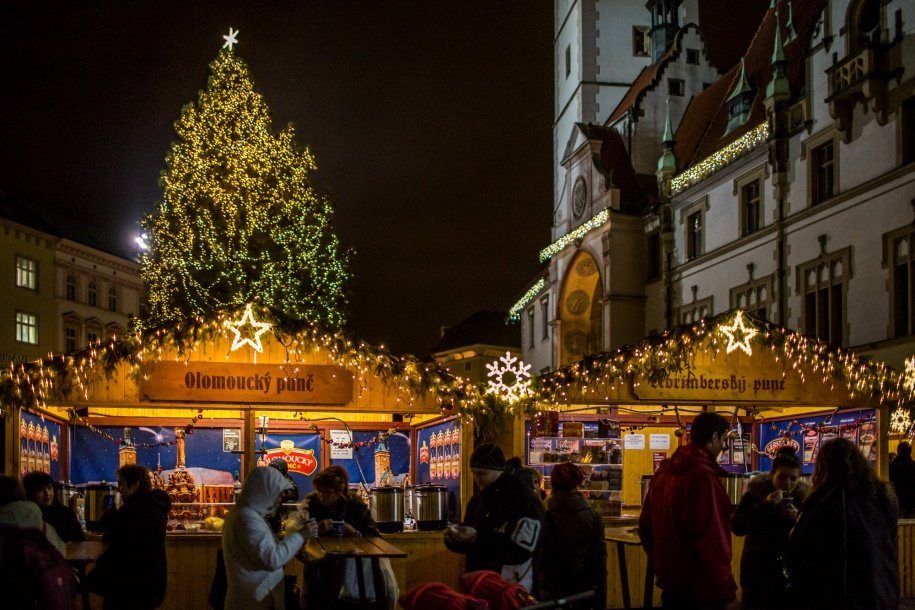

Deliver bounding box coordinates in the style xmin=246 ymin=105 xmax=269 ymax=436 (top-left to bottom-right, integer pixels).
xmin=0 ymin=1 xmax=553 ymax=356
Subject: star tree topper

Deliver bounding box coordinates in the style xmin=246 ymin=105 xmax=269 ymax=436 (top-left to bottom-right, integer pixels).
xmin=222 ymin=27 xmax=239 ymax=51
xmin=226 ymin=303 xmax=271 ymax=353
xmin=486 ymin=351 xmax=532 ymax=403
xmin=719 ymin=310 xmax=758 ymax=355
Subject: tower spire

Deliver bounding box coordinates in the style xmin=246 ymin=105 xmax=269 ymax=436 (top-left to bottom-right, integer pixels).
xmin=657 ymin=99 xmax=677 ymax=174
xmin=766 ymin=8 xmax=790 ymax=101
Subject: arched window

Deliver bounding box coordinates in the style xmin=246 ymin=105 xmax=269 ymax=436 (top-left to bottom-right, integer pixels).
xmin=66 ymin=275 xmax=77 ymax=301
xmin=88 ymin=282 xmax=97 ymax=307
xmin=847 ymin=0 xmax=881 ymax=52
xmin=108 ymin=287 xmax=118 ymax=312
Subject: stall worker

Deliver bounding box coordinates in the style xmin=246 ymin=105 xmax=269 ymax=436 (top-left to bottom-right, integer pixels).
xmin=444 ymin=443 xmax=544 ymax=591
xmin=23 ymin=471 xmax=85 ymax=542
xmin=222 ymin=466 xmax=318 ymax=610
xmin=301 ymin=464 xmax=384 ymax=609
xmin=889 ymin=440 xmax=915 ymax=518
xmin=639 ymin=412 xmax=739 ymax=610
xmin=86 ymin=464 xmax=171 ymax=610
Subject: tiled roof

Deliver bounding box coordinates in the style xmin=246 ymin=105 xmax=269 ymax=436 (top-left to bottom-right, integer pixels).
xmin=576 ymin=123 xmax=645 ymax=213
xmin=676 ymin=0 xmax=828 ymax=171
xmin=606 ymin=1 xmax=769 ymax=127
xmin=0 ymin=190 xmax=59 ymax=235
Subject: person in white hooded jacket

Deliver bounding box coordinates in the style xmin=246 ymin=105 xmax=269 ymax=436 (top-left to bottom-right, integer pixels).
xmin=222 ymin=466 xmax=318 ymax=610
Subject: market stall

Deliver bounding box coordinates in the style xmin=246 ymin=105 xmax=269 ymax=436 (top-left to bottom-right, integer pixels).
xmin=521 ymin=310 xmax=914 ymax=606
xmin=1 ymin=305 xmax=480 ymax=608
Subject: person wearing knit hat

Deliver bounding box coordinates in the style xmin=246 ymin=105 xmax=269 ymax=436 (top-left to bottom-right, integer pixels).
xmin=536 ymin=462 xmax=606 ymax=609
xmin=445 ymin=442 xmax=545 ymax=592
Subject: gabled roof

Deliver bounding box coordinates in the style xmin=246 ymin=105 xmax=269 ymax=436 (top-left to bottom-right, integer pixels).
xmin=675 ymin=0 xmax=827 ymax=171
xmin=575 ymin=123 xmax=645 ymax=213
xmin=606 ymin=0 xmax=770 ymax=127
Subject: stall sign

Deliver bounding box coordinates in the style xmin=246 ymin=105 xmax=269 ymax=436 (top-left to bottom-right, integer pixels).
xmin=624 ymin=434 xmax=645 ymax=450
xmin=649 ymin=434 xmax=670 ymax=450
xmin=262 ymin=440 xmax=318 ymax=477
xmin=329 ymin=430 xmax=353 ymax=459
xmin=223 ymin=429 xmax=240 ymax=452
xmin=141 ymin=362 xmax=354 ymax=404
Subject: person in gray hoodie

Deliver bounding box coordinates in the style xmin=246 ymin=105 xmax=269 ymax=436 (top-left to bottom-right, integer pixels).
xmin=222 ymin=466 xmax=318 ymax=610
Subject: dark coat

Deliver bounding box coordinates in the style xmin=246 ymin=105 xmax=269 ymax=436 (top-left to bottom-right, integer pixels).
xmin=537 ymin=490 xmax=607 ymax=609
xmin=731 ymin=474 xmax=808 ymax=609
xmin=639 ymin=443 xmax=737 ymax=606
xmin=42 ymin=499 xmax=85 ymax=542
xmin=301 ymin=491 xmax=379 ymax=537
xmin=785 ymin=482 xmax=899 ymax=610
xmin=445 ymin=470 xmax=545 ymax=588
xmin=889 ymin=454 xmax=915 ymax=517
xmin=87 ymin=489 xmax=171 ymax=610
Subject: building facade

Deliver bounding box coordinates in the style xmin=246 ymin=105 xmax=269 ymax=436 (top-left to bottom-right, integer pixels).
xmin=514 ymin=0 xmax=915 ymax=372
xmin=0 ymin=194 xmax=141 ymax=363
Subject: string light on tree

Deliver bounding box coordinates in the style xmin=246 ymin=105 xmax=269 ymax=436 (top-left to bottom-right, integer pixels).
xmin=486 ymin=351 xmax=532 ymax=403
xmin=903 ymin=356 xmax=915 ymax=394
xmin=226 ymin=303 xmax=271 ymax=353
xmin=719 ymin=310 xmax=758 ymax=355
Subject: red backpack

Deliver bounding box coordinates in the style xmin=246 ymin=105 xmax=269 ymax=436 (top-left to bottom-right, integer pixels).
xmin=0 ymin=525 xmax=77 ymax=610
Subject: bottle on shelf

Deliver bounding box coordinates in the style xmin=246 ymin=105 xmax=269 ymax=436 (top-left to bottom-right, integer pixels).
xmin=233 ymin=471 xmax=242 ymax=502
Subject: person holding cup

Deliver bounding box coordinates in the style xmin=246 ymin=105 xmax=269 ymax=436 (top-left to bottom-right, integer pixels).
xmin=300 ymin=465 xmax=380 ymax=608
xmin=731 ymin=447 xmax=807 ymax=609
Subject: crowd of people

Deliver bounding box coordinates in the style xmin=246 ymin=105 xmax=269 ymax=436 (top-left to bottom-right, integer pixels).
xmin=0 ymin=419 xmax=911 ymax=610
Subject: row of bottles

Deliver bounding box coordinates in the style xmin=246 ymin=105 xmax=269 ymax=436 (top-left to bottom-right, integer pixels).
xmin=422 ymin=427 xmax=460 ymax=480
xmin=19 ymin=420 xmax=58 ymax=476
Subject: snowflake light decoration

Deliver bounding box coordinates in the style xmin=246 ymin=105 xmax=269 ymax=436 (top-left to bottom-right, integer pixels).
xmin=719 ymin=310 xmax=758 ymax=355
xmin=891 ymin=406 xmax=912 ymax=435
xmin=903 ymin=356 xmax=915 ymax=394
xmin=226 ymin=303 xmax=271 ymax=353
xmin=486 ymin=351 xmax=532 ymax=403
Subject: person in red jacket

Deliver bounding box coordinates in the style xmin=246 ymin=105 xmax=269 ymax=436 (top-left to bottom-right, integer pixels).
xmin=639 ymin=412 xmax=739 ymax=610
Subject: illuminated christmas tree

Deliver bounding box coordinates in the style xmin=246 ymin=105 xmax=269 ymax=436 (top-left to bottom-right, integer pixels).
xmin=140 ymin=31 xmax=350 ymax=330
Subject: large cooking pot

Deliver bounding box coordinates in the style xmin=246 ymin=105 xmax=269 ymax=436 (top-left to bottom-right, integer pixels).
xmin=414 ymin=484 xmax=448 ymax=531
xmin=370 ymin=486 xmax=404 ymax=533
xmin=719 ymin=473 xmax=745 ymax=505
xmin=83 ymin=483 xmax=117 ymax=531
xmin=54 ymin=481 xmax=76 ymax=507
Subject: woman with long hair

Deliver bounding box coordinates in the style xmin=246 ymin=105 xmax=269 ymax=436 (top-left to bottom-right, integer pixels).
xmin=785 ymin=437 xmax=899 ymax=609
xmin=732 ymin=448 xmax=807 ymax=609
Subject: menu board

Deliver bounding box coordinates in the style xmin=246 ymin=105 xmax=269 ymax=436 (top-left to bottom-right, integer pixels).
xmin=414 ymin=418 xmax=461 ymax=522
xmin=19 ymin=411 xmax=63 ymax=482
xmin=757 ymin=409 xmax=876 ymax=474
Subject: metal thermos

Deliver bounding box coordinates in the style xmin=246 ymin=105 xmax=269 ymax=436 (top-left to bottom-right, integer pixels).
xmin=83 ymin=483 xmax=117 ymax=531
xmin=370 ymin=486 xmax=405 ymax=533
xmin=414 ymin=484 xmax=448 ymax=531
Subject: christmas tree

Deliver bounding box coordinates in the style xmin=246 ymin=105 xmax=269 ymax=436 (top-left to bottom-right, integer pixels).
xmin=140 ymin=31 xmax=350 ymax=331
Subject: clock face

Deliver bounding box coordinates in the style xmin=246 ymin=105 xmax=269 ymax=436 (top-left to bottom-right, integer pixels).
xmin=573 ymin=177 xmax=587 ymax=217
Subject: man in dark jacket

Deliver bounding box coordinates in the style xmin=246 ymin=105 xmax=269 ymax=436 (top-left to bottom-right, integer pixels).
xmin=87 ymin=464 xmax=171 ymax=610
xmin=23 ymin=471 xmax=85 ymax=542
xmin=639 ymin=412 xmax=739 ymax=610
xmin=444 ymin=443 xmax=544 ymax=591
xmin=890 ymin=441 xmax=915 ymax=517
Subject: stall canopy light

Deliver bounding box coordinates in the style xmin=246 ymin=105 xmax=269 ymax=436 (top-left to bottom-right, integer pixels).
xmin=226 ymin=303 xmax=272 ymax=353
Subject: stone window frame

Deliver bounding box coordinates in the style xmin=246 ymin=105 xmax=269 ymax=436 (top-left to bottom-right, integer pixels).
xmin=733 ymin=164 xmax=768 ymax=237
xmin=108 ymin=286 xmax=119 ymax=313
xmin=87 ymin=280 xmax=98 ymax=307
xmin=679 ymin=196 xmax=709 ymax=262
xmin=801 ymin=127 xmax=840 ymax=206
xmin=795 ymin=246 xmax=852 ymax=345
xmin=686 ymin=48 xmax=700 ymax=65
xmin=540 ymin=296 xmax=550 ymax=341
xmin=66 ymin=273 xmax=78 ymax=301
xmin=15 ymin=310 xmax=38 ymax=345
xmin=632 ymin=26 xmax=651 ymax=57
xmin=883 ymin=225 xmax=915 ymax=337
xmin=676 ymin=296 xmax=714 ymax=326
xmin=668 ymin=78 xmax=685 ymax=97
xmin=527 ymin=307 xmax=535 ymax=349
xmin=15 ymin=255 xmax=38 ymax=291
xmin=896 ymin=83 xmax=915 ymax=167
xmin=730 ymin=274 xmax=775 ymax=323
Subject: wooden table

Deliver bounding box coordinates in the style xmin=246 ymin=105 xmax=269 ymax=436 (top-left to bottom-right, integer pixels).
xmin=65 ymin=540 xmax=107 ymax=610
xmin=604 ymin=526 xmax=653 ymax=610
xmin=304 ymin=536 xmax=407 ymax=609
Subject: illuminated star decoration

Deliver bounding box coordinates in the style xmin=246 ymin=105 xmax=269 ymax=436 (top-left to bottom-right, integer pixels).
xmin=891 ymin=406 xmax=912 ymax=435
xmin=903 ymin=356 xmax=915 ymax=394
xmin=719 ymin=310 xmax=758 ymax=355
xmin=486 ymin=351 xmax=532 ymax=403
xmin=222 ymin=27 xmax=239 ymax=51
xmin=226 ymin=304 xmax=271 ymax=353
